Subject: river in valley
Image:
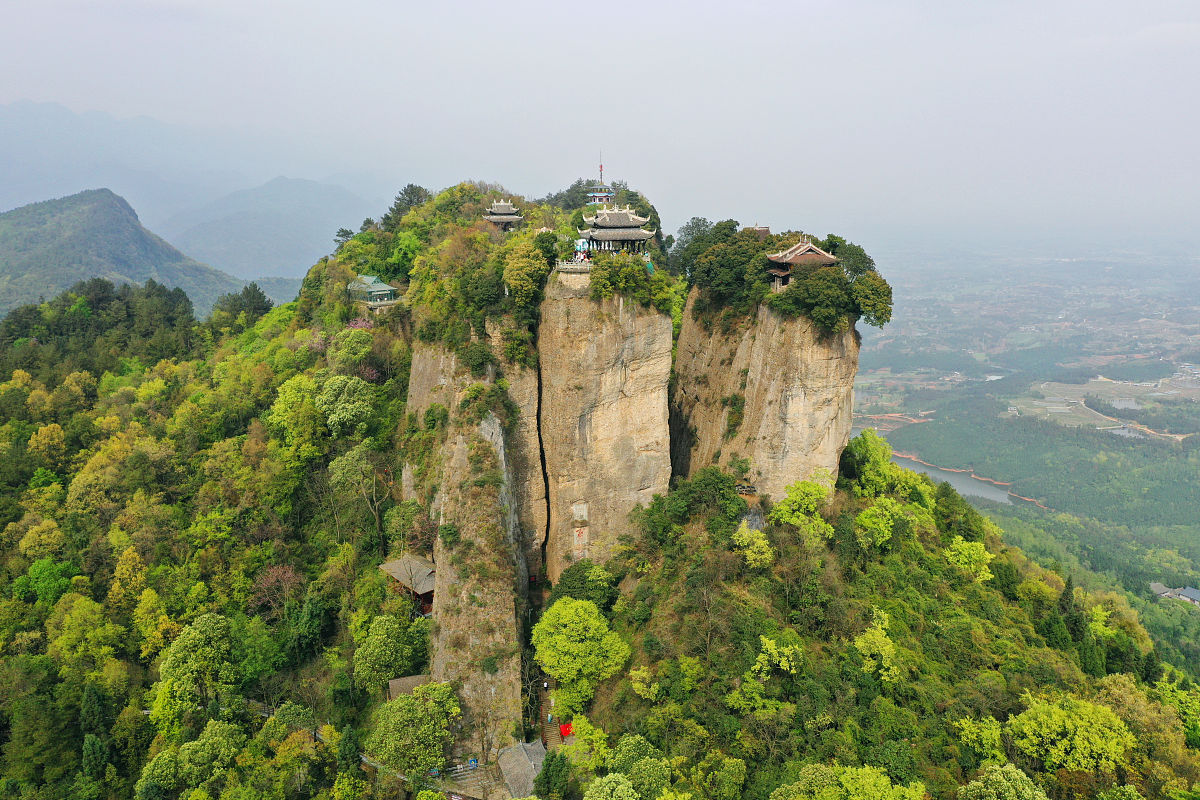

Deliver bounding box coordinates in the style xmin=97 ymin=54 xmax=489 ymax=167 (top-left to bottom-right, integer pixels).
xmin=889 ymin=454 xmax=1013 ymax=504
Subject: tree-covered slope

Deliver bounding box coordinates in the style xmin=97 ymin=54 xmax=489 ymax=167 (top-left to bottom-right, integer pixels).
xmin=0 ymin=189 xmax=246 ymax=315
xmin=0 ymin=181 xmax=1197 ymax=800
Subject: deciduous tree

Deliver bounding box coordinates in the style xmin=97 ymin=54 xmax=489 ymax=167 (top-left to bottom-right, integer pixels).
xmin=533 ymin=598 xmax=630 ymax=714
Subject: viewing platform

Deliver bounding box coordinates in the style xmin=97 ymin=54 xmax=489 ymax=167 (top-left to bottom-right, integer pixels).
xmin=555 ymin=260 xmax=592 ymax=273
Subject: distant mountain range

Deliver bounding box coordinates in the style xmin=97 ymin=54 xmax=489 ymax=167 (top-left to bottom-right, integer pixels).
xmin=158 ymin=176 xmax=376 ymax=278
xmin=0 ymin=102 xmax=386 ymax=282
xmin=0 ymin=189 xmax=300 ymax=316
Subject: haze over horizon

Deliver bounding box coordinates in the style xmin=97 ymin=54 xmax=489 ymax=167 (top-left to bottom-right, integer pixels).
xmin=2 ymin=0 xmax=1199 ymax=258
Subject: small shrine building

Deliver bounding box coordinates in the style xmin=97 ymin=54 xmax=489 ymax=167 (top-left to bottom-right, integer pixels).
xmin=765 ymin=238 xmax=838 ymax=292
xmin=483 ymin=199 xmax=524 ymax=231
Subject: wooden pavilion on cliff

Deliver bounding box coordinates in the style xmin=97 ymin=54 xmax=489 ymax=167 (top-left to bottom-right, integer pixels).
xmin=483 ymin=198 xmax=524 ymax=231
xmin=578 ymin=205 xmax=656 ymax=252
xmin=765 ymin=237 xmax=838 ymax=292
xmin=379 ymin=553 xmax=436 ymax=615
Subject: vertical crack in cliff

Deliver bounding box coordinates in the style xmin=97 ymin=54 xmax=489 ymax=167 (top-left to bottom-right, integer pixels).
xmin=534 ymin=353 xmax=551 ymax=580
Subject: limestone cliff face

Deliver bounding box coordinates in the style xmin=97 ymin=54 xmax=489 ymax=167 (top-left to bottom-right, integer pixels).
xmin=428 ymin=425 xmax=523 ymax=761
xmin=673 ymin=289 xmax=859 ymax=501
xmin=537 ymin=272 xmax=673 ymax=582
xmin=486 ymin=322 xmax=546 ymax=580
xmin=404 ymin=338 xmax=523 ymax=761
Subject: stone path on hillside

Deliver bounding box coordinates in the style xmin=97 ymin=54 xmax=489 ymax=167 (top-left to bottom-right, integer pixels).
xmin=538 ymin=675 xmax=562 ymax=750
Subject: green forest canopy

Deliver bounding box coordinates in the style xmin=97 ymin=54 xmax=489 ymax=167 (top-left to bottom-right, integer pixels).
xmin=0 ymin=181 xmax=1192 ymax=800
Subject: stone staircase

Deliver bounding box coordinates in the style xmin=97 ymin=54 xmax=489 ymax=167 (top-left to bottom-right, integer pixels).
xmin=538 ymin=675 xmax=562 ymax=749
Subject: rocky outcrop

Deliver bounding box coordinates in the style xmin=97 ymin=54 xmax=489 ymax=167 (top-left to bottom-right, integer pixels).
xmin=404 ymin=338 xmax=524 ymax=761
xmin=673 ymin=289 xmax=859 ymax=501
xmin=429 ymin=425 xmax=523 ymax=762
xmin=537 ymin=272 xmax=674 ymax=582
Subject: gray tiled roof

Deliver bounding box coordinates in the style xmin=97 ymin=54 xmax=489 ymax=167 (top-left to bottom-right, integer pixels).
xmin=766 ymin=240 xmax=838 ymax=266
xmin=486 ymin=199 xmax=521 ymax=215
xmin=497 ymin=741 xmax=546 ymax=798
xmin=379 ymin=553 xmax=436 ymax=595
xmin=1180 ymin=587 xmax=1200 ymax=602
xmin=582 ymin=206 xmax=651 ymax=228
xmin=387 ymin=674 xmax=431 ymax=700
xmin=578 ymin=227 xmax=656 ymax=241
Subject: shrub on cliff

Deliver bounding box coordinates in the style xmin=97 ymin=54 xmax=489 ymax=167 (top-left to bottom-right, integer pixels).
xmin=588 ymin=251 xmax=678 ymax=315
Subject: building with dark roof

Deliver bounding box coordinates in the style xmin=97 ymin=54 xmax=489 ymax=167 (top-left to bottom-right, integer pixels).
xmin=1179 ymin=587 xmax=1200 ymax=605
xmin=586 ymin=184 xmax=616 ymax=204
xmin=380 ymin=553 xmax=436 ymax=614
xmin=483 ymin=199 xmax=524 ymax=231
xmin=387 ymin=673 xmax=432 ymax=701
xmin=497 ymin=741 xmax=546 ymax=799
xmin=765 ymin=238 xmax=838 ymax=293
xmin=578 ymin=205 xmax=656 ymax=252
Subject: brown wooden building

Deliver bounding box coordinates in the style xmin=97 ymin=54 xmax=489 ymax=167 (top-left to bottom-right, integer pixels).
xmin=765 ymin=238 xmax=838 ymax=292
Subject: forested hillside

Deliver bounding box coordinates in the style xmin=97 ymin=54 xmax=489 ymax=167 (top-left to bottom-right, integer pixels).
xmin=0 ymin=190 xmax=251 ymax=315
xmin=0 ymin=182 xmax=1197 ymax=800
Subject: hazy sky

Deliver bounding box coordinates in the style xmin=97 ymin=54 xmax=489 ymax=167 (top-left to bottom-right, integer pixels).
xmin=3 ymin=0 xmax=1199 ymax=252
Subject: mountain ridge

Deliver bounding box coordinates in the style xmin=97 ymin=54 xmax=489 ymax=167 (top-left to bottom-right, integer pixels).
xmin=0 ymin=188 xmax=299 ymax=314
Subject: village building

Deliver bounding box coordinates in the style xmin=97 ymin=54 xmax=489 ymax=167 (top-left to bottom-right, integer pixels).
xmin=379 ymin=553 xmax=436 ymax=615
xmin=349 ymin=275 xmax=400 ymax=311
xmin=483 ymin=199 xmax=524 ymax=231
xmin=578 ymin=205 xmax=656 ymax=252
xmin=765 ymin=237 xmax=839 ymax=293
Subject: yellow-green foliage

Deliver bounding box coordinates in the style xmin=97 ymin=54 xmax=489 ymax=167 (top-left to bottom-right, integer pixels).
xmin=532 ymin=598 xmax=630 ymax=715
xmin=853 ymin=607 xmax=902 ymax=684
xmin=767 ymin=477 xmax=834 ymax=544
xmin=945 ymin=535 xmax=995 ymax=582
xmin=731 ymin=519 xmax=774 ymax=569
xmin=1006 ymin=692 xmax=1136 ymax=773
xmin=954 ymin=716 xmax=1005 ymax=764
xmin=769 ymin=763 xmax=925 ymax=800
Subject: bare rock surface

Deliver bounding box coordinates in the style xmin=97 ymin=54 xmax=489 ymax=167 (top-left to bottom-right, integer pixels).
xmin=537 ymin=273 xmax=673 ymax=582
xmin=673 ymin=289 xmax=859 ymax=501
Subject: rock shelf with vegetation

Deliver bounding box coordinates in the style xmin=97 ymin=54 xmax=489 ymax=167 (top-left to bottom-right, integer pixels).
xmin=0 ymin=179 xmax=1197 ymax=800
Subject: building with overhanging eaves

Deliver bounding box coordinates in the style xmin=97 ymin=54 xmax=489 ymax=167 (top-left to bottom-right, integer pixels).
xmin=578 ymin=205 xmax=656 ymax=252
xmin=379 ymin=553 xmax=436 ymax=615
xmin=765 ymin=238 xmax=839 ymax=292
xmin=482 ymin=199 xmax=524 ymax=231
xmin=348 ymin=275 xmax=400 ymax=311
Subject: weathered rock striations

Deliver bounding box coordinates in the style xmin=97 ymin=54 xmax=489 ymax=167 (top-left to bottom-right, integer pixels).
xmin=403 ymin=337 xmax=524 ymax=761
xmin=486 ymin=322 xmax=547 ymax=580
xmin=401 ymin=274 xmax=859 ymax=760
xmin=537 ymin=271 xmax=674 ymax=582
xmin=673 ymin=289 xmax=859 ymax=501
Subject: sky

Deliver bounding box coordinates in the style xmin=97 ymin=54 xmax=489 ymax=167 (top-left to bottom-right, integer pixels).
xmin=2 ymin=0 xmax=1199 ymax=255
